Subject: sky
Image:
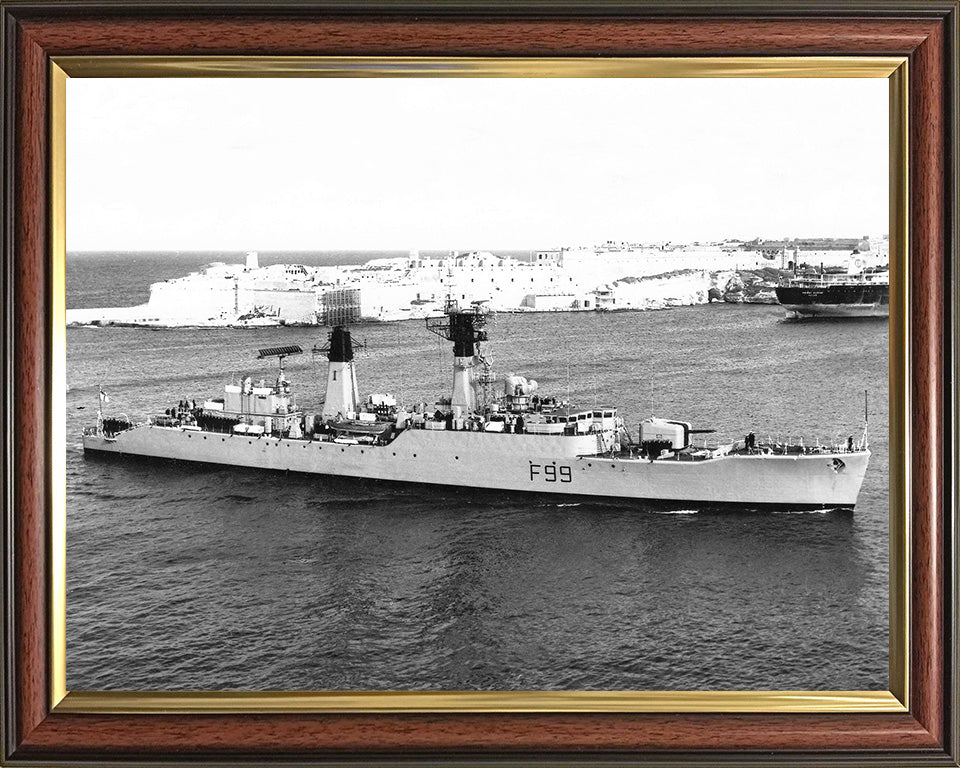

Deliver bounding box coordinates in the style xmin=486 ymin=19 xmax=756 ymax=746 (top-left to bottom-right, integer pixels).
xmin=66 ymin=77 xmax=889 ymax=251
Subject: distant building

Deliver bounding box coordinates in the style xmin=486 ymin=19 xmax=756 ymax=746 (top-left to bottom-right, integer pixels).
xmin=534 ymin=249 xmax=564 ymax=266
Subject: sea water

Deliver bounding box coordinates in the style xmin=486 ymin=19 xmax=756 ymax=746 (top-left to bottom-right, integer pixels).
xmin=65 ymin=253 xmax=888 ymax=691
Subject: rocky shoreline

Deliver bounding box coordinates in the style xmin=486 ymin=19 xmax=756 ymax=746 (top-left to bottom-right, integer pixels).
xmin=714 ymin=267 xmax=788 ymax=305
xmin=587 ymin=267 xmax=787 ymax=313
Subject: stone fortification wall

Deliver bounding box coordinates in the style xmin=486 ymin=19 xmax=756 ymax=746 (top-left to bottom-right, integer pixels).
xmin=147 ymin=277 xmax=237 ymax=321
xmin=358 ymin=281 xmax=427 ymax=321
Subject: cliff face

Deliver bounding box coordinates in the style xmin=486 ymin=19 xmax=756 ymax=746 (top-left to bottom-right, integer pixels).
xmin=716 ymin=267 xmax=788 ymax=304
xmin=599 ymin=267 xmax=788 ymax=311
xmin=600 ymin=270 xmax=713 ymax=311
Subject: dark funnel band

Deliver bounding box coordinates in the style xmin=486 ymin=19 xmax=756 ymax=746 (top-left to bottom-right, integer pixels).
xmin=328 ymin=326 xmax=354 ymax=363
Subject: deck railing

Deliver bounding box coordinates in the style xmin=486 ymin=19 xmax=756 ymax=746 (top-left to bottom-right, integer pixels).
xmin=783 ymin=271 xmax=889 ymax=288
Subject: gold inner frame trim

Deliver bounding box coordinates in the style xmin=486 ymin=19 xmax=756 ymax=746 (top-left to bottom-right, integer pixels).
xmin=57 ymin=689 xmax=903 ymax=715
xmin=886 ymin=61 xmax=910 ymax=708
xmin=50 ymin=61 xmax=68 ymax=708
xmin=53 ymin=55 xmax=906 ymax=78
xmin=49 ymin=55 xmax=910 ymax=715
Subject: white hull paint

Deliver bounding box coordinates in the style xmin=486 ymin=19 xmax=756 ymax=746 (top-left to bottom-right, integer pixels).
xmin=83 ymin=425 xmax=870 ymax=509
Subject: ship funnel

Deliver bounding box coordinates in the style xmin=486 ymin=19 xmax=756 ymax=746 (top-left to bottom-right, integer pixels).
xmin=245 ymin=251 xmax=259 ymax=270
xmin=425 ymin=306 xmax=489 ymax=414
xmin=321 ymin=326 xmax=359 ymax=421
xmin=847 ymin=254 xmax=866 ymax=275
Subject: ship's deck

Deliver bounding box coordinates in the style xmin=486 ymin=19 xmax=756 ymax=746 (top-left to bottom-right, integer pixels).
xmin=629 ymin=443 xmax=868 ymax=463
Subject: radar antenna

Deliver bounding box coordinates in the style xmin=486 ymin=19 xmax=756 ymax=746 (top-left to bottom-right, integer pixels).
xmin=257 ymin=344 xmax=303 ymax=392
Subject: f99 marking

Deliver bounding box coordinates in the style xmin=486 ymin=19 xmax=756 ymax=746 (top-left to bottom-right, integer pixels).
xmin=530 ymin=463 xmax=572 ymax=483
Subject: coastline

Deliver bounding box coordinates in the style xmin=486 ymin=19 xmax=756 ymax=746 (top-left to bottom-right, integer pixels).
xmin=66 ymin=243 xmax=886 ymax=329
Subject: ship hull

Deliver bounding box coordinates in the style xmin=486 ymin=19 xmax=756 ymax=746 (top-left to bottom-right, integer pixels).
xmin=82 ymin=425 xmax=870 ymax=509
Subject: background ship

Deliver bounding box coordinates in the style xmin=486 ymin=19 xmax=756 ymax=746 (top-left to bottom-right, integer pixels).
xmin=775 ymin=247 xmax=890 ymax=319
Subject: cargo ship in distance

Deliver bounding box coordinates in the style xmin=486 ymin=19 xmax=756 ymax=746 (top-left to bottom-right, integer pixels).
xmin=83 ymin=303 xmax=871 ymax=510
xmin=775 ymin=252 xmax=889 ymax=319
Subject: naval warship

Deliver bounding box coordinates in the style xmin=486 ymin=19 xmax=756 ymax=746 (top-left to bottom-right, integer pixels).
xmin=83 ymin=302 xmax=871 ymax=509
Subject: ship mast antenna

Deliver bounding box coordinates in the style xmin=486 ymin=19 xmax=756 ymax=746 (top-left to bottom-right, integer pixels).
xmin=396 ymin=322 xmax=405 ymax=405
xmin=592 ymin=332 xmax=599 ymax=407
xmin=862 ymin=388 xmax=869 ymax=449
xmin=96 ymin=384 xmax=106 ymax=434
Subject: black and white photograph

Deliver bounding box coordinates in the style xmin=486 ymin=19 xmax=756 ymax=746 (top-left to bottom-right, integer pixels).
xmin=65 ymin=75 xmax=890 ymax=692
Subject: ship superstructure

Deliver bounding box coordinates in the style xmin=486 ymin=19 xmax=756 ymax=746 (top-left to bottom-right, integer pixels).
xmin=83 ymin=305 xmax=871 ymax=509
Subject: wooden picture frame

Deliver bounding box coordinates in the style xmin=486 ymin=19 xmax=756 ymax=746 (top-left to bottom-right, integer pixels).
xmin=2 ymin=1 xmax=957 ymax=765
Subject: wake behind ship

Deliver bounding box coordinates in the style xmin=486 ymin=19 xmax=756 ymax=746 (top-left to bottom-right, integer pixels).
xmin=83 ymin=303 xmax=871 ymax=509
